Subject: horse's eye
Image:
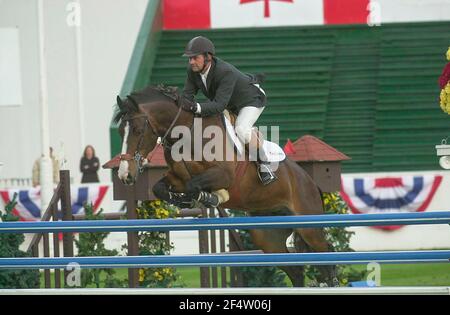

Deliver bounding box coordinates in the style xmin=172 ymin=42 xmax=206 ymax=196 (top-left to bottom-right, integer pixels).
xmin=133 ymin=127 xmax=143 ymax=134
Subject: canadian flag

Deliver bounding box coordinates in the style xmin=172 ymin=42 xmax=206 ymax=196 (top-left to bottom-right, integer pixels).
xmin=211 ymin=0 xmax=325 ymax=28
xmin=163 ymin=0 xmax=450 ymax=30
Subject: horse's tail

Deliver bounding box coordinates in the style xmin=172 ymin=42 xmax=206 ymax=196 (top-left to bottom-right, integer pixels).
xmin=316 ymin=185 xmax=325 ymax=213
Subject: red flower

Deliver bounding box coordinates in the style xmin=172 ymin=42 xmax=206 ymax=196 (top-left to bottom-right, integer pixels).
xmin=439 ymin=62 xmax=450 ymax=89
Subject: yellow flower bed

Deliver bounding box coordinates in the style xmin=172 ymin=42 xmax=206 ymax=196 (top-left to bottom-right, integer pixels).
xmin=135 ymin=199 xmax=180 ymax=287
xmin=440 ymin=82 xmax=450 ymax=114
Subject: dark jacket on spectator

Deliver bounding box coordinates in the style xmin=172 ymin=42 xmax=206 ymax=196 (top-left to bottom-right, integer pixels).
xmin=80 ymin=157 xmax=100 ymax=183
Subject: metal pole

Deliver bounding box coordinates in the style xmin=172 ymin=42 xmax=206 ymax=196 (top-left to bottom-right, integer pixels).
xmin=74 ymin=0 xmax=85 ymax=150
xmin=125 ymin=186 xmax=139 ymax=288
xmin=199 ymin=208 xmax=210 ymax=288
xmin=60 ymin=170 xmax=74 ymax=287
xmin=37 ymin=0 xmax=53 ymax=211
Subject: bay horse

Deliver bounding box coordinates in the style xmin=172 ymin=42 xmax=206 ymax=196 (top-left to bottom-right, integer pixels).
xmin=113 ymin=85 xmax=338 ymax=287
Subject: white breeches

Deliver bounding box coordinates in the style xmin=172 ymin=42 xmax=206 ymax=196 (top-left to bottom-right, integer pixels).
xmin=235 ymin=106 xmax=265 ymax=144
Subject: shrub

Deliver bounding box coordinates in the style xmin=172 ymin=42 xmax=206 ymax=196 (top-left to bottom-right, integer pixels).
xmin=0 ymin=194 xmax=40 ymax=288
xmin=131 ymin=200 xmax=182 ymax=288
xmin=74 ymin=204 xmax=126 ymax=288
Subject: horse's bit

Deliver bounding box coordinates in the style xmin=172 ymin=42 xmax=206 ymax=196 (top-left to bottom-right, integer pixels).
xmin=119 ymin=106 xmax=185 ymax=174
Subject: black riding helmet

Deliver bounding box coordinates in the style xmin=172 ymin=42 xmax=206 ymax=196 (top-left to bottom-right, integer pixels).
xmin=183 ymin=36 xmax=215 ymax=57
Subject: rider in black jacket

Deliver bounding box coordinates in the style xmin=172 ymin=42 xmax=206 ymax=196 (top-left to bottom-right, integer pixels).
xmin=181 ymin=36 xmax=277 ymax=185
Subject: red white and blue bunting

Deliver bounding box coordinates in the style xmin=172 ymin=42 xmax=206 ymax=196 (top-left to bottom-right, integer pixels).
xmin=0 ymin=185 xmax=109 ymax=221
xmin=341 ymin=175 xmax=443 ymax=230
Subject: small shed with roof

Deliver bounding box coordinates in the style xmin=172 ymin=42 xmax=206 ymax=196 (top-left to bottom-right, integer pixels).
xmin=284 ymin=135 xmax=351 ymax=192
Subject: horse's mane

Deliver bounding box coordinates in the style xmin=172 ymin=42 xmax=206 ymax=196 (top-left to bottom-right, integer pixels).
xmin=113 ymin=84 xmax=179 ymax=124
xmin=129 ymin=84 xmax=179 ymax=105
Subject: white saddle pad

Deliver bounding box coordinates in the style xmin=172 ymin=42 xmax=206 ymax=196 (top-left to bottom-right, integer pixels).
xmin=223 ymin=113 xmax=286 ymax=163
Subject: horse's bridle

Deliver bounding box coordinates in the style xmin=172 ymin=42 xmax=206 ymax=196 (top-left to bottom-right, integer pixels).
xmin=119 ymin=106 xmax=186 ymax=174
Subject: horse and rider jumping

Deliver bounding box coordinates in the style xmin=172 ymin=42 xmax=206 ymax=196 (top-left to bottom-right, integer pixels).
xmin=113 ymin=36 xmax=338 ymax=287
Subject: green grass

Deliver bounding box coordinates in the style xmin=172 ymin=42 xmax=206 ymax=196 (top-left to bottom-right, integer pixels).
xmin=348 ymin=263 xmax=450 ymax=286
xmin=39 ymin=263 xmax=450 ymax=288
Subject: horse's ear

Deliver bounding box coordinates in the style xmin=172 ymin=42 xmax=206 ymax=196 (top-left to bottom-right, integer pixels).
xmin=117 ymin=95 xmax=124 ymax=110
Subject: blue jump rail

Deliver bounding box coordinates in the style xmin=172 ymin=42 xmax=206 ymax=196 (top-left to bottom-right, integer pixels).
xmin=0 ymin=211 xmax=449 ymax=234
xmin=0 ymin=250 xmax=448 ymax=269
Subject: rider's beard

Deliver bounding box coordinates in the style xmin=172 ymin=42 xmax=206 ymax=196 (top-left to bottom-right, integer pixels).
xmin=191 ymin=60 xmax=209 ymax=73
xmin=191 ymin=64 xmax=201 ymax=72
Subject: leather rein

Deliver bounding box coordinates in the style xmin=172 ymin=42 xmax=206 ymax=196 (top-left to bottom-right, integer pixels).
xmin=119 ymin=105 xmax=186 ymax=173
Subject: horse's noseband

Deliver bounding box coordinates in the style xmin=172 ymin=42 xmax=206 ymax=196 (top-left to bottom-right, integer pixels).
xmin=133 ymin=151 xmax=145 ymax=174
xmin=119 ymin=105 xmax=184 ymax=175
xmin=120 ymin=115 xmax=151 ymax=174
xmin=119 ymin=151 xmax=146 ymax=174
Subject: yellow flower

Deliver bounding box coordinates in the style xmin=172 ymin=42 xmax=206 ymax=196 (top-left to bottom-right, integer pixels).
xmin=446 ymin=46 xmax=450 ymax=61
xmin=153 ymin=271 xmax=164 ymax=281
xmin=163 ymin=268 xmax=172 ymax=274
xmin=154 ymin=208 xmax=170 ymax=219
xmin=139 ymin=269 xmax=146 ymax=282
xmin=154 ymin=200 xmax=161 ymax=206
xmin=445 ymin=83 xmax=450 ymax=94
xmin=440 ymin=89 xmax=449 ymax=113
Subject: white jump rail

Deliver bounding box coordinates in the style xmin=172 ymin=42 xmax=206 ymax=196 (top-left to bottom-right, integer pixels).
xmin=0 ymin=287 xmax=449 ymax=295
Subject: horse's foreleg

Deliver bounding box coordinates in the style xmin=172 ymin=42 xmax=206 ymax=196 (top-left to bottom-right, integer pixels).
xmin=152 ymin=176 xmax=171 ymax=201
xmin=152 ymin=175 xmax=193 ymax=208
xmin=185 ymin=166 xmax=234 ymax=207
xmin=185 ymin=166 xmax=234 ymax=193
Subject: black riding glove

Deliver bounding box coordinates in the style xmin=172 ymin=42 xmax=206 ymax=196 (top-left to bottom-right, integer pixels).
xmin=180 ymin=96 xmax=198 ymax=113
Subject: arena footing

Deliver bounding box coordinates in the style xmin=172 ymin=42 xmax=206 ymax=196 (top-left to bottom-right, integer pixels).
xmin=0 ymin=287 xmax=449 ymax=295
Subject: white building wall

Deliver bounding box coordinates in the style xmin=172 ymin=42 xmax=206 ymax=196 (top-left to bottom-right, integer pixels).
xmin=346 ymin=170 xmax=450 ymax=251
xmin=0 ymin=0 xmax=148 ymax=184
xmin=0 ymin=0 xmax=448 ymax=254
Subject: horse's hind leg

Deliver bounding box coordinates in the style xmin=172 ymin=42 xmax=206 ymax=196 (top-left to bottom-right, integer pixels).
xmin=248 ymin=228 xmax=305 ymax=287
xmin=294 ymin=227 xmax=338 ymax=286
xmin=286 ymin=164 xmax=339 ymax=286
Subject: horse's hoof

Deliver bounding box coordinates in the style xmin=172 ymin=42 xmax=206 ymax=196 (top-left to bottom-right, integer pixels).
xmin=332 ymin=278 xmax=340 ymax=287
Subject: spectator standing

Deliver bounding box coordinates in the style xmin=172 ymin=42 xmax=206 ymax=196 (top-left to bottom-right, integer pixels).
xmin=80 ymin=145 xmax=100 ymax=183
